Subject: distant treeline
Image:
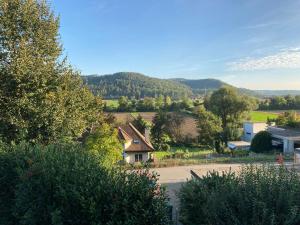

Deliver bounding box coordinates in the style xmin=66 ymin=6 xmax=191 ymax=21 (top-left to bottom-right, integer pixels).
xmin=83 ymin=72 xmax=192 ymax=99
xmin=259 ymin=95 xmax=300 ymax=110
xmin=105 ymin=95 xmax=202 ymax=112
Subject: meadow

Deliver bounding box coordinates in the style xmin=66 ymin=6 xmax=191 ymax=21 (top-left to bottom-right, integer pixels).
xmin=151 ymin=146 xmax=293 ymax=168
xmin=249 ymin=111 xmax=278 ymax=122
xmin=103 ymin=99 xmax=119 ymax=109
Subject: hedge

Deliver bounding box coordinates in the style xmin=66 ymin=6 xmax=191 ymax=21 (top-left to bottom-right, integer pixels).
xmin=179 ymin=165 xmax=300 ymax=225
xmin=0 ymin=142 xmax=170 ymax=225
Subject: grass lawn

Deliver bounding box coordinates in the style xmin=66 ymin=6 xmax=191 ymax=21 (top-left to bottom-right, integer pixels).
xmin=104 ymin=99 xmax=119 ymax=109
xmin=154 ymin=147 xmax=213 ymax=160
xmin=149 ymin=146 xmax=294 ymax=168
xmin=249 ymin=111 xmax=278 ymax=122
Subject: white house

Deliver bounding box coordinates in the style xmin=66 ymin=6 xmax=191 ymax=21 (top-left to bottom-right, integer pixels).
xmin=242 ymin=121 xmax=300 ymax=154
xmin=118 ymin=123 xmax=154 ymax=163
xmin=243 ymin=122 xmax=268 ymax=142
xmin=267 ymin=126 xmax=300 ymax=154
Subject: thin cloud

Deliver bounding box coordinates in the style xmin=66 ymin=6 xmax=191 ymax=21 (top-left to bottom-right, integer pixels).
xmin=243 ymin=22 xmax=280 ymax=29
xmin=227 ymin=48 xmax=300 ymax=71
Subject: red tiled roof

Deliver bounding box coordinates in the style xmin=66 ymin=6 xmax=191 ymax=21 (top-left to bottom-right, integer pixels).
xmin=118 ymin=123 xmax=154 ymax=152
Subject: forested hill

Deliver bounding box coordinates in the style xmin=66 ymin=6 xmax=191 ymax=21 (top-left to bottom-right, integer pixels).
xmin=171 ymin=78 xmax=228 ymax=94
xmin=83 ymin=72 xmax=261 ymax=98
xmin=82 ymin=72 xmax=193 ymax=99
xmin=173 ymin=78 xmax=260 ymax=96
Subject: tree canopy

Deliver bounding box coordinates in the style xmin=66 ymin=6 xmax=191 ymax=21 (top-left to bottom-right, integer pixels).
xmin=0 ymin=0 xmax=103 ymax=143
xmin=196 ymin=106 xmax=222 ymax=150
xmin=205 ymin=87 xmax=257 ymax=143
xmin=83 ymin=72 xmax=192 ymax=99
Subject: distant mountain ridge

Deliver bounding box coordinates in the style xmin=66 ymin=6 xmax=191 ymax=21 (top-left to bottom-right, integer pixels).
xmin=82 ymin=72 xmax=192 ymax=99
xmin=82 ymin=72 xmax=299 ymax=98
xmin=255 ymin=90 xmax=300 ymax=96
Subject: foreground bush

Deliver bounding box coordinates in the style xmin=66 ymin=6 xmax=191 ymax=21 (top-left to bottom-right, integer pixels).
xmin=0 ymin=143 xmax=170 ymax=225
xmin=179 ymin=165 xmax=300 ymax=225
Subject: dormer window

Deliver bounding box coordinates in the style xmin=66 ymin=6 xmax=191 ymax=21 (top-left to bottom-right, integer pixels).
xmin=133 ymin=139 xmax=140 ymax=144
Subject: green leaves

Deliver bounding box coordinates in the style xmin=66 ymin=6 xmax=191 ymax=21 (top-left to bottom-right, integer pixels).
xmin=0 ymin=0 xmax=104 ymax=144
xmin=196 ymin=106 xmax=222 ymax=150
xmin=250 ymin=131 xmax=273 ymax=153
xmin=179 ymin=165 xmax=300 ymax=225
xmin=0 ymin=143 xmax=170 ymax=225
xmin=84 ymin=123 xmax=122 ymax=168
xmin=204 ymin=87 xmax=257 ymax=143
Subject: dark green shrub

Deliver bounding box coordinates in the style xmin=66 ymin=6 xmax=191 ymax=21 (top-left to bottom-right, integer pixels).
xmin=251 ymin=131 xmax=273 ymax=153
xmin=179 ymin=165 xmax=300 ymax=225
xmin=0 ymin=143 xmax=170 ymax=225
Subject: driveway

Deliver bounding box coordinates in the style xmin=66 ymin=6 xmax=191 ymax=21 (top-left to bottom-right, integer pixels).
xmin=151 ymin=163 xmax=249 ymax=224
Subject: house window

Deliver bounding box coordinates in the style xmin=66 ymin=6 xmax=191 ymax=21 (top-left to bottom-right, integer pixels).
xmin=135 ymin=154 xmax=143 ymax=162
xmin=133 ymin=139 xmax=140 ymax=144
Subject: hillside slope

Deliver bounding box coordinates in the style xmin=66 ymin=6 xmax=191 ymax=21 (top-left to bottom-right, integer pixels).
xmin=171 ymin=78 xmax=228 ymax=94
xmin=173 ymin=78 xmax=259 ymax=96
xmin=83 ymin=72 xmax=260 ymax=98
xmin=82 ymin=72 xmax=192 ymax=99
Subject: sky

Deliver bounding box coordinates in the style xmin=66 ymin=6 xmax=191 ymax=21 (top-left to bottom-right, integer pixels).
xmin=51 ymin=0 xmax=300 ymax=90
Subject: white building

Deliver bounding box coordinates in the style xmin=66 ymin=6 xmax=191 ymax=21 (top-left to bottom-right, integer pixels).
xmin=118 ymin=123 xmax=154 ymax=163
xmin=243 ymin=122 xmax=300 ymax=154
xmin=243 ymin=122 xmax=268 ymax=142
xmin=267 ymin=126 xmax=300 ymax=154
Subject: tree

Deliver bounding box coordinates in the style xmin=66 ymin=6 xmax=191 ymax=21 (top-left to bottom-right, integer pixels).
xmin=151 ymin=111 xmax=171 ymax=151
xmin=205 ymin=87 xmax=255 ymax=143
xmin=196 ymin=106 xmax=222 ymax=151
xmin=0 ymin=0 xmax=103 ymax=143
xmin=132 ymin=114 xmax=150 ymax=134
xmin=155 ymin=95 xmax=164 ymax=110
xmin=167 ymin=113 xmax=184 ymax=143
xmin=276 ymin=111 xmax=300 ymax=128
xmin=250 ymin=131 xmax=273 ymax=153
xmin=118 ymin=96 xmax=130 ymax=112
xmin=84 ymin=123 xmax=122 ymax=168
xmin=164 ymin=96 xmax=172 ymax=109
xmin=143 ymin=97 xmax=156 ymax=111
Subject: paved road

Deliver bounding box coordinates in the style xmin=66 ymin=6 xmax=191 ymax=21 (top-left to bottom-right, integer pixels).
xmin=151 ymin=162 xmax=296 ymax=224
xmin=151 ymin=163 xmax=245 ymax=224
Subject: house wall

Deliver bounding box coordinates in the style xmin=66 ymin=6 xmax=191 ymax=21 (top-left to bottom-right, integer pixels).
xmin=124 ymin=152 xmax=150 ymax=163
xmin=283 ymin=139 xmax=295 ymax=154
xmin=243 ymin=122 xmax=267 ymax=142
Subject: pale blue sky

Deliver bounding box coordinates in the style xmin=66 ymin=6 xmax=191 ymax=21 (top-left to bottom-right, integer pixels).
xmin=52 ymin=0 xmax=300 ymax=90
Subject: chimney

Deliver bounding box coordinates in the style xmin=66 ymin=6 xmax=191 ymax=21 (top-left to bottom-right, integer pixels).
xmin=144 ymin=128 xmax=151 ymax=143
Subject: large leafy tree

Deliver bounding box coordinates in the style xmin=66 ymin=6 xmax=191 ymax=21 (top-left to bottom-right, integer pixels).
xmin=84 ymin=123 xmax=123 ymax=168
xmin=151 ymin=111 xmax=171 ymax=151
xmin=132 ymin=114 xmax=150 ymax=134
xmin=196 ymin=106 xmax=222 ymax=151
xmin=205 ymin=87 xmax=256 ymax=143
xmin=0 ymin=0 xmax=103 ymax=143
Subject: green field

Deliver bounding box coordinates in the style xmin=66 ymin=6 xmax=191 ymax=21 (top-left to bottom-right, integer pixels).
xmin=104 ymin=99 xmax=119 ymax=109
xmin=249 ymin=111 xmax=278 ymax=122
xmin=154 ymin=147 xmax=213 ymax=160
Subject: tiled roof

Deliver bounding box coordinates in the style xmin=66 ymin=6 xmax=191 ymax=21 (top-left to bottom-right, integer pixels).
xmin=118 ymin=123 xmax=154 ymax=152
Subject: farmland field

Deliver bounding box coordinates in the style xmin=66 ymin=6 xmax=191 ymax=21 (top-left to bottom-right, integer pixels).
xmin=113 ymin=112 xmax=199 ymax=138
xmin=103 ymin=99 xmax=119 ymax=109
xmin=249 ymin=111 xmax=278 ymax=122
